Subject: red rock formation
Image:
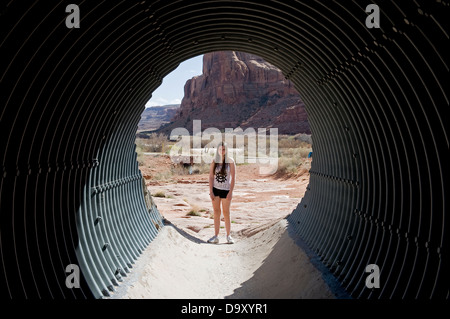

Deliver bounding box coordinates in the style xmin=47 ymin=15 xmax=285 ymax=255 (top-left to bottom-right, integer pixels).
xmin=158 ymin=51 xmax=310 ymax=135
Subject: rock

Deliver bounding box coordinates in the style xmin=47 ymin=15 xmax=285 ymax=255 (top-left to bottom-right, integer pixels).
xmin=157 ymin=51 xmax=310 ymax=135
xmin=186 ymin=225 xmax=202 ymax=233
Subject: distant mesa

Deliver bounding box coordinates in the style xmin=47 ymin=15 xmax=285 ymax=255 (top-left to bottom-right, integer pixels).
xmin=141 ymin=51 xmax=309 ymax=136
xmin=137 ymin=104 xmax=180 ymax=134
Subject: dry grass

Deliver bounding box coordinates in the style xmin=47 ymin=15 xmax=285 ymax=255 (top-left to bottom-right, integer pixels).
xmin=136 ymin=133 xmax=312 ymax=179
xmin=276 ymin=135 xmax=312 ymax=178
xmin=136 ymin=133 xmax=171 ymax=153
xmin=152 ymin=191 xmax=166 ymax=198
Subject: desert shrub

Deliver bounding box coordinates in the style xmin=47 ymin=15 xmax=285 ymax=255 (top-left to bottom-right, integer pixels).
xmin=135 ymin=145 xmax=145 ymax=166
xmin=152 ymin=191 xmax=166 ymax=198
xmin=136 ymin=133 xmax=170 ymax=153
xmin=277 ymin=156 xmax=303 ymax=175
xmin=276 ymin=135 xmax=312 ymax=177
xmin=278 ymin=134 xmax=312 ymax=149
xmin=186 ymin=210 xmax=201 ymax=217
xmin=152 ymin=171 xmax=173 ymax=181
xmin=192 ymin=163 xmax=211 ymax=174
xmin=186 ymin=203 xmax=203 ymax=217
xmin=170 ymin=162 xmax=210 ymax=176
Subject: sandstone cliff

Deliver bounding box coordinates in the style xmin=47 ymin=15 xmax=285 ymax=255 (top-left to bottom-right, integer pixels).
xmin=158 ymin=51 xmax=309 ymax=135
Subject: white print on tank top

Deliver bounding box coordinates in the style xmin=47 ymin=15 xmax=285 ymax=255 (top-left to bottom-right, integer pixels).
xmin=213 ymin=164 xmax=231 ymax=190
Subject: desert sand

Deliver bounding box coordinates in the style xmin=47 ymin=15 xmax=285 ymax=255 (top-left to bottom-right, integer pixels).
xmin=109 ymin=155 xmax=335 ymax=299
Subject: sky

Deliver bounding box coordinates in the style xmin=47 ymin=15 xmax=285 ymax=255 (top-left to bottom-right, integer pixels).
xmin=145 ymin=54 xmax=204 ymax=108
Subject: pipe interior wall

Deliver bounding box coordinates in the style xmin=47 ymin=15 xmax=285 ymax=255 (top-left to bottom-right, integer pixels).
xmin=0 ymin=0 xmax=447 ymax=299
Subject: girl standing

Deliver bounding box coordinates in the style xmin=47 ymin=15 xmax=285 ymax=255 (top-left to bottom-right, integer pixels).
xmin=207 ymin=142 xmax=236 ymax=244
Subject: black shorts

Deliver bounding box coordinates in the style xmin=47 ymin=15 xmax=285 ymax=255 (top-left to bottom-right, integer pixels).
xmin=212 ymin=187 xmax=230 ymax=199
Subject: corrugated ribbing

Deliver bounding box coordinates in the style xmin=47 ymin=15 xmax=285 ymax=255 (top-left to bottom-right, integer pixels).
xmin=0 ymin=0 xmax=447 ymax=299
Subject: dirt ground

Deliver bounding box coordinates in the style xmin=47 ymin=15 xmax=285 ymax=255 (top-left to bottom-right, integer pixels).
xmin=109 ymin=154 xmax=335 ymax=299
xmin=140 ymin=154 xmax=310 ymax=239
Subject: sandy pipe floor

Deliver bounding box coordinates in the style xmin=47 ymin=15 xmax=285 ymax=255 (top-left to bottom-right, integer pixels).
xmin=109 ymin=218 xmax=336 ymax=299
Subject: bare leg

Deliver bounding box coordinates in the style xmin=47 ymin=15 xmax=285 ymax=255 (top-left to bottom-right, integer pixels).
xmin=221 ymin=198 xmax=231 ymax=236
xmin=212 ymin=196 xmax=221 ymax=236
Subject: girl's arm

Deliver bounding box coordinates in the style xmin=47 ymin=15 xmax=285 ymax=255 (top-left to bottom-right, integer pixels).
xmin=227 ymin=158 xmax=236 ymax=199
xmin=209 ymin=162 xmax=215 ymax=199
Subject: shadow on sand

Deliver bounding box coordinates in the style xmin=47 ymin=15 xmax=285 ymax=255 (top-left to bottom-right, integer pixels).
xmin=224 ymin=218 xmax=351 ymax=299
